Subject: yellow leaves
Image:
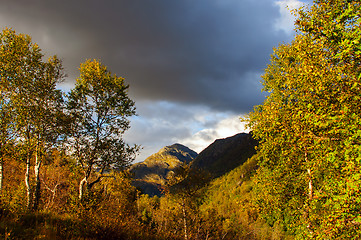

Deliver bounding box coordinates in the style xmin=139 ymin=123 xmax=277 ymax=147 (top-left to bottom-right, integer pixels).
xmin=250 ymin=1 xmax=361 ymax=236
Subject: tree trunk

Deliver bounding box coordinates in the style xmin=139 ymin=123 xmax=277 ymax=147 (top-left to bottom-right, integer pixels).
xmin=25 ymin=151 xmax=32 ymax=210
xmin=43 ymin=177 xmax=60 ymax=209
xmin=305 ymin=150 xmax=313 ymax=235
xmin=307 ymin=168 xmax=313 ymax=200
xmin=181 ymin=199 xmax=188 ymax=240
xmin=79 ymin=177 xmax=87 ymax=201
xmin=0 ymin=156 xmax=3 ymax=195
xmin=306 ymin=167 xmax=314 ymax=235
xmin=0 ymin=143 xmax=3 ymax=195
xmin=33 ymin=147 xmax=41 ymax=211
xmin=87 ymin=173 xmax=104 ymax=192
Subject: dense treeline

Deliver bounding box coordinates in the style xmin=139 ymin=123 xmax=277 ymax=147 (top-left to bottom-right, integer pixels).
xmin=247 ymin=0 xmax=361 ymax=239
xmin=0 ymin=27 xmax=266 ymax=240
xmin=1 ymin=0 xmax=360 ymax=239
xmin=0 ymin=28 xmax=147 ymax=239
xmin=0 ymin=27 xmax=282 ymax=240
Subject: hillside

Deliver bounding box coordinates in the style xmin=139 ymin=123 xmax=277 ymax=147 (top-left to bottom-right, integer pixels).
xmin=131 ymin=133 xmax=258 ymax=196
xmin=130 ymin=143 xmax=198 ymax=196
xmin=191 ymin=132 xmax=258 ymax=178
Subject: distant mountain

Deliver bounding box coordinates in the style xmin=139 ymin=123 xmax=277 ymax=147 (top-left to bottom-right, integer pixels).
xmin=191 ymin=133 xmax=258 ymax=178
xmin=130 ymin=143 xmax=198 ymax=196
xmin=131 ymin=133 xmax=258 ymax=196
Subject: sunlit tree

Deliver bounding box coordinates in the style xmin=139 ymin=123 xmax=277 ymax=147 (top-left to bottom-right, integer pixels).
xmin=0 ymin=28 xmax=64 ymax=210
xmin=164 ymin=165 xmax=210 ymax=240
xmin=247 ymin=0 xmax=361 ymax=238
xmin=0 ymin=84 xmax=16 ymax=195
xmin=66 ymin=59 xmax=139 ymax=201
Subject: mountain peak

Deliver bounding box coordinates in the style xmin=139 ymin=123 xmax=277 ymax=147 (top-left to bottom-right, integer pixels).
xmin=191 ymin=132 xmax=258 ymax=177
xmin=131 ymin=143 xmax=198 ymax=196
xmin=157 ymin=143 xmax=198 ymax=162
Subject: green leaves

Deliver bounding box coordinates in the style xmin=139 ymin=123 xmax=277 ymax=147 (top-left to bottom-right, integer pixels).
xmin=247 ymin=0 xmax=361 ymax=238
xmin=0 ymin=28 xmax=66 ymax=210
xmin=66 ymin=59 xmax=138 ymax=200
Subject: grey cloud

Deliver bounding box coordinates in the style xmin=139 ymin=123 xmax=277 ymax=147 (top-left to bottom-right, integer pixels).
xmin=124 ymin=101 xmax=241 ymax=161
xmin=0 ymin=0 xmax=291 ymax=113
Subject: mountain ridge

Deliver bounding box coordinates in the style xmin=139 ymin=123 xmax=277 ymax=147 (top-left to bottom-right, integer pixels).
xmin=130 ymin=143 xmax=198 ymax=196
xmin=191 ymin=132 xmax=258 ymax=177
xmin=130 ymin=133 xmax=258 ymax=196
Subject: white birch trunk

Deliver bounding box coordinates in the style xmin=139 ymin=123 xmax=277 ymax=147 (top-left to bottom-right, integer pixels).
xmin=33 ymin=148 xmax=41 ymax=210
xmin=0 ymin=157 xmax=3 ymax=195
xmin=305 ymin=150 xmax=313 ymax=235
xmin=25 ymin=152 xmax=32 ymax=210
xmin=79 ymin=177 xmax=87 ymax=201
xmin=181 ymin=199 xmax=188 ymax=240
xmin=307 ymin=168 xmax=313 ymax=200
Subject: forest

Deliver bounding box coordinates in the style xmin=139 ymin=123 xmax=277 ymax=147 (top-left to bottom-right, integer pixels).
xmin=0 ymin=0 xmax=360 ymax=239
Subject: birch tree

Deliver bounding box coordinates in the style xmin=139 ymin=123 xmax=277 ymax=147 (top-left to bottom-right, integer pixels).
xmin=0 ymin=28 xmax=64 ymax=210
xmin=165 ymin=165 xmax=210 ymax=240
xmin=247 ymin=0 xmax=361 ymax=238
xmin=0 ymin=86 xmax=16 ymax=194
xmin=66 ymin=59 xmax=138 ymax=201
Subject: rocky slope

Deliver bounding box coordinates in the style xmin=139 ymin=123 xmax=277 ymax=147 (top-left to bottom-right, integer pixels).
xmin=130 ymin=143 xmax=198 ymax=196
xmin=131 ymin=133 xmax=258 ymax=196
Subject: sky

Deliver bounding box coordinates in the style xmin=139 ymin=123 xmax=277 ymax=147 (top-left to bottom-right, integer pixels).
xmin=0 ymin=0 xmax=311 ymax=162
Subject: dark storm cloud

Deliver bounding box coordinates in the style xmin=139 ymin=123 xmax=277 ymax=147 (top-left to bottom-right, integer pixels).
xmin=0 ymin=0 xmax=289 ymax=113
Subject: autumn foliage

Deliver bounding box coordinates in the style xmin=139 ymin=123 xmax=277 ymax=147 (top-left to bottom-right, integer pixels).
xmin=247 ymin=0 xmax=361 ymax=238
xmin=1 ymin=0 xmax=361 ymax=239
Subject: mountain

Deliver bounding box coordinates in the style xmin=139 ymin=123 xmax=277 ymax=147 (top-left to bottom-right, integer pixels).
xmin=130 ymin=143 xmax=198 ymax=196
xmin=131 ymin=133 xmax=258 ymax=196
xmin=191 ymin=132 xmax=258 ymax=178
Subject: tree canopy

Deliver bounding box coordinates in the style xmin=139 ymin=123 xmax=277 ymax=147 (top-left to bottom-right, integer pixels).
xmin=66 ymin=59 xmax=139 ymax=200
xmin=0 ymin=28 xmax=65 ymax=210
xmin=247 ymin=0 xmax=361 ymax=238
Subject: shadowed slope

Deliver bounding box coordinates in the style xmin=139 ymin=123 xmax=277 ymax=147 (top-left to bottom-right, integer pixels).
xmin=191 ymin=133 xmax=258 ymax=178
